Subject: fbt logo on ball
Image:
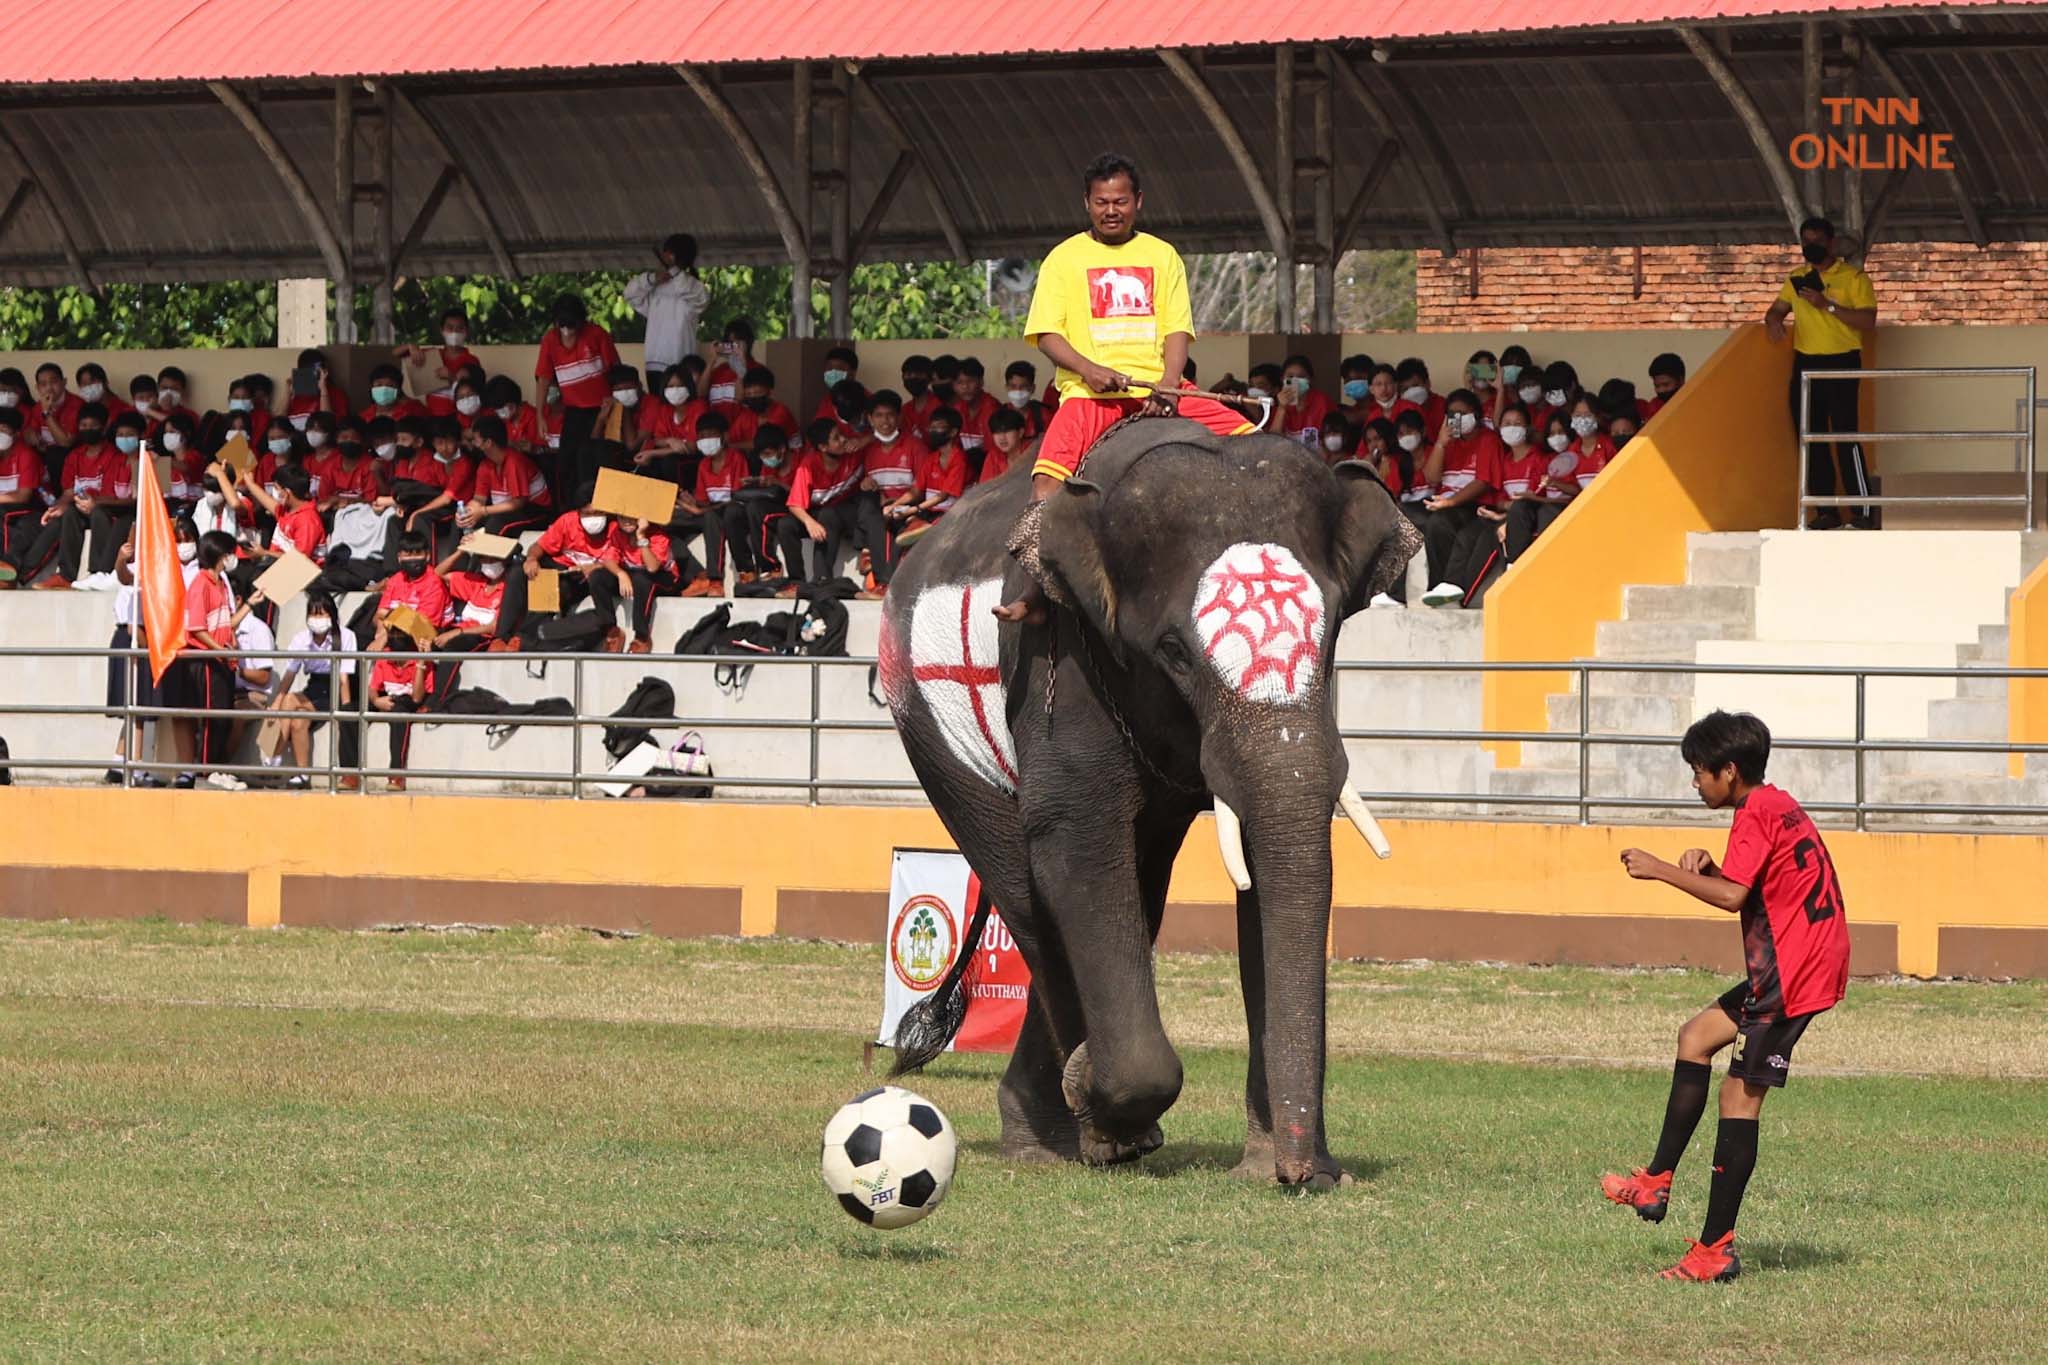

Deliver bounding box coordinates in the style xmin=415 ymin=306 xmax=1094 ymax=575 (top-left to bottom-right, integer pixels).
xmin=1191 ymin=543 xmax=1326 ymax=704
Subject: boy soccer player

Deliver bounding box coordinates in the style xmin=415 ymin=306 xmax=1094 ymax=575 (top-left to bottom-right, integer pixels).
xmin=1606 ymin=710 xmax=1850 ymax=1283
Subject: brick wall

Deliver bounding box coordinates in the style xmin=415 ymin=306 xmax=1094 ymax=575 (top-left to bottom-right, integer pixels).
xmin=1414 ymin=242 xmax=2048 ymax=331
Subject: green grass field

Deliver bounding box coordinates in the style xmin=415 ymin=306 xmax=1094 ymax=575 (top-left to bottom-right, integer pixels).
xmin=2 ymin=920 xmax=2044 ymax=1361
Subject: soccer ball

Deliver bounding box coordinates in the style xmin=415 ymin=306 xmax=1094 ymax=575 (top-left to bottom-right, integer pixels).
xmin=820 ymin=1086 xmax=957 ymax=1229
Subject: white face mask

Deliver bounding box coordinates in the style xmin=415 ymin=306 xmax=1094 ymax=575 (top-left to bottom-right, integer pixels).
xmin=1547 ymin=432 xmax=1572 ymax=452
xmin=1397 ymin=432 xmax=1423 ymax=452
xmin=1246 ymin=385 xmax=1270 ymax=400
xmin=176 ymin=542 xmax=197 ymax=564
xmin=160 ymin=389 xmax=183 ymax=407
xmin=268 ymin=436 xmax=293 ymax=455
xmin=0 ymin=431 xmax=12 ymax=450
xmin=443 ymin=331 xmax=467 ymax=347
xmin=307 ymin=615 xmax=333 ymax=636
xmin=161 ymin=430 xmax=185 ymax=452
xmin=580 ymin=514 xmax=609 ymax=536
xmin=204 ymin=491 xmax=225 ymax=508
xmin=1570 ymin=414 xmax=1600 ymax=437
xmin=695 ymin=436 xmax=723 ymax=457
xmin=1545 ymin=388 xmax=1568 ymax=408
xmin=455 ymin=395 xmax=482 ymax=416
xmin=664 ymin=386 xmax=691 ymax=406
xmin=1502 ymin=364 xmax=1523 ymax=384
xmin=1006 ymin=388 xmax=1031 ymax=408
xmin=1449 ymin=412 xmax=1477 ymax=437
xmin=613 ymin=389 xmax=641 ymax=408
xmin=228 ymin=398 xmax=254 ymax=413
xmin=1518 ymin=384 xmax=1544 ymax=405
xmin=306 ymin=430 xmax=329 ymax=448
xmin=79 ymin=383 xmax=105 ymax=401
xmin=1321 ymin=433 xmax=1346 ymax=453
xmin=873 ymin=427 xmax=899 ymax=444
xmin=480 ymin=561 xmax=506 ymax=581
xmin=374 ymin=442 xmax=397 ymax=460
xmin=1499 ymin=424 xmax=1528 ymax=446
xmin=1402 ymin=384 xmax=1429 ymax=404
xmin=495 ymin=404 xmax=518 ymax=421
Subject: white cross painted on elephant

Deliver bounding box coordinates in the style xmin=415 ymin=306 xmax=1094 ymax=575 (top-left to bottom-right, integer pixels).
xmin=908 ymin=577 xmax=1018 ymax=793
xmin=1191 ymin=543 xmax=1325 ymax=704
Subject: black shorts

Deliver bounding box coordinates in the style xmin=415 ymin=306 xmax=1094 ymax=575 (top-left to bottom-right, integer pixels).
xmin=1716 ymin=982 xmax=1820 ymax=1088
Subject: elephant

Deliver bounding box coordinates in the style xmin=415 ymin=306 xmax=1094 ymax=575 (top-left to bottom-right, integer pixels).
xmin=876 ymin=414 xmax=1420 ymax=1187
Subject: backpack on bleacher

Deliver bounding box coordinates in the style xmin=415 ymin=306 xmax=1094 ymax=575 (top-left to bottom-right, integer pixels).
xmin=602 ymin=676 xmax=677 ymax=761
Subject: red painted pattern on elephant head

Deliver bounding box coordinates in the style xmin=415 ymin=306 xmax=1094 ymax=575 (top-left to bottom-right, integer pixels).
xmin=1192 ymin=543 xmax=1325 ymax=703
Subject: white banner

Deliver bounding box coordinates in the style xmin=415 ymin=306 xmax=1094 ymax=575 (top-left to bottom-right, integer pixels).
xmin=877 ymin=849 xmax=1028 ymax=1054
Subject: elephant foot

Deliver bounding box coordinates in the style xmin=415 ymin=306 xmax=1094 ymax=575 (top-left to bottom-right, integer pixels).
xmin=1229 ymin=1135 xmax=1353 ymax=1189
xmin=1061 ymin=1041 xmax=1171 ymax=1167
xmin=997 ymin=1091 xmax=1081 ymax=1165
xmin=1080 ymin=1122 xmax=1164 ymax=1168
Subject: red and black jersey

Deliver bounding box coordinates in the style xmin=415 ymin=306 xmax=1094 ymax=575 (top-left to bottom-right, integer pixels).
xmin=915 ymin=446 xmax=971 ymax=510
xmin=951 ymin=392 xmax=1001 ymax=455
xmin=445 ymin=571 xmax=506 ymax=631
xmin=0 ymin=443 xmax=41 ymax=498
xmin=786 ymin=449 xmax=862 ymax=509
xmin=376 ymin=567 xmax=451 ymax=627
xmin=726 ymin=399 xmax=801 ymax=452
xmin=316 ymin=453 xmax=382 ymax=505
xmin=693 ymin=451 xmax=750 ymax=505
xmin=861 ymin=433 xmax=925 ymax=497
xmin=643 ymin=399 xmax=705 ymax=450
xmin=534 ymin=511 xmax=622 ymax=567
xmin=270 ymin=503 xmax=328 ymax=561
xmin=472 ymin=450 xmax=551 ymax=508
xmin=1280 ymin=388 xmax=1334 ymax=446
xmin=536 ymin=323 xmax=620 ymax=409
xmin=1436 ymin=428 xmax=1508 ymax=502
xmin=1720 ymin=784 xmax=1850 ymax=1020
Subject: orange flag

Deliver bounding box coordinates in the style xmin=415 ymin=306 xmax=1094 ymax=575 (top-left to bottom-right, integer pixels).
xmin=133 ymin=453 xmax=187 ymax=684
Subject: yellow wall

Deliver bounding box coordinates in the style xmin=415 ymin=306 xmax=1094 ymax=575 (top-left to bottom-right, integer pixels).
xmin=1482 ymin=324 xmax=1797 ymax=764
xmin=1 ymin=787 xmax=2041 ymax=978
xmin=2009 ymin=555 xmax=2048 ymax=779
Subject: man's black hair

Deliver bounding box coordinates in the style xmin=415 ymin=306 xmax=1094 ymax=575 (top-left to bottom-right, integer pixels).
xmin=157 ymin=365 xmax=188 ymax=386
xmin=723 ymin=316 xmax=756 ymax=345
xmin=606 ymin=363 xmax=639 ymax=387
xmin=1649 ymin=352 xmax=1687 ymax=381
xmin=77 ymin=401 xmax=109 ymax=427
xmin=1799 ymin=215 xmax=1835 ymax=239
xmin=958 ymin=357 xmax=985 ymax=380
xmin=1681 ymin=710 xmax=1772 ymax=784
xmin=77 ymin=361 xmax=108 ymax=383
xmin=1341 ymin=352 xmax=1375 ymax=375
xmin=368 ymin=362 xmax=403 ymax=386
xmin=805 ymin=416 xmax=841 ymax=449
xmin=1284 ymin=353 xmax=1315 ymax=373
xmin=826 ymin=345 xmax=858 ymax=367
xmin=198 ymin=530 xmax=238 ymax=569
xmin=471 ymin=414 xmax=509 ymax=446
xmin=0 ymin=408 xmax=21 ymax=432
xmin=902 ymin=354 xmax=933 ymax=372
xmin=1005 ymin=359 xmax=1036 ymax=382
xmin=742 ymin=366 xmax=775 ymax=390
xmin=399 ymin=415 xmax=432 ymax=441
xmin=699 ymin=410 xmax=732 ymax=437
xmin=1444 ymin=387 xmax=1481 ymax=413
xmin=867 ymin=388 xmax=903 ymax=413
xmin=1543 ymin=359 xmax=1580 ymax=389
xmin=662 ymin=232 xmax=698 ymax=268
xmin=989 ymin=407 xmax=1026 ymax=434
xmin=932 ymin=355 xmax=960 ymax=381
xmin=110 ymin=409 xmax=145 ymax=434
xmin=35 ymin=362 xmax=63 ymax=381
xmin=483 ymin=375 xmax=523 ymax=408
xmin=551 ymin=293 xmax=588 ymax=328
xmin=277 ymin=465 xmax=313 ymax=500
xmin=1596 ymin=377 xmax=1638 ymax=419
xmin=1248 ymin=362 xmax=1283 ymax=385
xmin=1394 ymin=357 xmax=1429 ymax=382
xmin=365 ymin=416 xmax=398 ymax=441
xmin=397 ymin=529 xmax=431 ymax=556
xmin=430 ymin=416 xmax=463 ymax=444
xmin=1083 ymin=152 xmax=1141 ymax=195
xmin=925 ymin=405 xmax=962 ymax=433
xmin=573 ymin=480 xmax=600 ymax=509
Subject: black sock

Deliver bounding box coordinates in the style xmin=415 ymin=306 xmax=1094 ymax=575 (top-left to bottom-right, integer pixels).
xmin=1648 ymin=1060 xmax=1712 ymax=1176
xmin=1700 ymin=1117 xmax=1760 ymax=1243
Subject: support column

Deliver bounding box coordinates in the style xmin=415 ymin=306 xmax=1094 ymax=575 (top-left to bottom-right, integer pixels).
xmin=371 ymin=83 xmax=395 ymax=345
xmin=277 ymin=279 xmax=329 ymax=349
xmin=1801 ymin=21 xmax=1825 ymax=219
xmin=791 ymin=62 xmax=815 ymax=340
xmin=1273 ymin=45 xmax=1297 ymax=335
xmin=332 ymin=81 xmax=357 ymax=345
xmin=827 ymin=65 xmax=853 ymax=339
xmin=1310 ymin=49 xmax=1336 ymax=333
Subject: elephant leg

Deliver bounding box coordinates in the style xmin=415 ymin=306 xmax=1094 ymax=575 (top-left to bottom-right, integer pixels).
xmin=996 ymin=981 xmax=1080 ymax=1163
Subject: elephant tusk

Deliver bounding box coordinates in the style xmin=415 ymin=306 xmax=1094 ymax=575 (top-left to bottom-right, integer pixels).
xmin=1338 ymin=762 xmax=1394 ymax=860
xmin=1213 ymin=799 xmax=1253 ymax=892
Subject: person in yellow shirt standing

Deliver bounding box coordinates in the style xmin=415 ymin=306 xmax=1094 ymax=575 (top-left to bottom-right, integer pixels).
xmin=995 ymin=153 xmax=1253 ymax=622
xmin=1764 ymin=216 xmax=1878 ymax=530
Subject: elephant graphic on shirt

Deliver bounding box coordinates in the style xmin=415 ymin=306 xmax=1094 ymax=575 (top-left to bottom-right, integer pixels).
xmin=1094 ymin=269 xmax=1152 ymax=314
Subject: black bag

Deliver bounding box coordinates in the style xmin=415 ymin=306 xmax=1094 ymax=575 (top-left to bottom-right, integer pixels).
xmin=484 ymin=695 xmax=574 ymax=744
xmin=0 ymin=734 xmax=10 ymax=786
xmin=674 ymin=603 xmax=733 ymax=657
xmin=440 ymin=687 xmax=510 ymax=714
xmin=524 ymin=609 xmax=608 ymax=653
xmin=603 ymin=676 xmax=677 ymax=760
xmin=803 ymin=576 xmax=860 ymax=601
xmin=797 ymin=597 xmax=849 ymax=657
xmin=734 ymin=576 xmax=788 ymax=598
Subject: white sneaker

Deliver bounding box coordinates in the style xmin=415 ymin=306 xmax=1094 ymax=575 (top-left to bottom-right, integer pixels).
xmin=1369 ymin=592 xmax=1402 ymax=609
xmin=205 ymin=772 xmax=249 ymax=791
xmin=1420 ymin=582 xmax=1465 ymax=606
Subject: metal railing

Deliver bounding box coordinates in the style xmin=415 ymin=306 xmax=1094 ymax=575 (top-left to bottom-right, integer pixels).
xmin=1797 ymin=365 xmax=2037 ymax=528
xmin=2 ymin=646 xmax=2045 ymax=830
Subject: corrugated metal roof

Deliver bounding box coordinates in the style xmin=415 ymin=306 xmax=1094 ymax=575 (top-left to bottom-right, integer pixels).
xmin=0 ymin=0 xmax=2025 ymax=85
xmin=0 ymin=6 xmax=2043 ymax=286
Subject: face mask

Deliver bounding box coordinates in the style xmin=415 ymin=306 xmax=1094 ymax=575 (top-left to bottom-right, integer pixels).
xmin=613 ymin=389 xmax=641 ymax=408
xmin=177 ymin=542 xmax=197 ymax=563
xmin=1401 ymin=384 xmax=1429 ymax=404
xmin=1322 ymin=433 xmax=1346 ymax=453
xmin=1397 ymin=432 xmax=1423 ymax=453
xmin=487 ymin=405 xmax=513 ymax=423
xmin=664 ymin=386 xmax=691 ymax=406
xmin=822 ymin=368 xmax=849 ymax=389
xmin=0 ymin=393 xmax=15 ymax=408
xmin=205 ymin=491 xmax=225 ymax=508
xmin=1342 ymin=379 xmax=1369 ymax=402
xmin=1469 ymin=366 xmax=1495 ymax=384
xmin=480 ymin=561 xmax=505 ymax=581
xmin=1519 ymin=384 xmax=1544 ymax=405
xmin=761 ymin=453 xmax=785 ymax=469
xmin=1246 ymin=385 xmax=1270 ymax=400
xmin=455 ymin=395 xmax=481 ymax=416
xmin=742 ymin=395 xmax=769 ymax=414
xmin=435 ymin=449 xmax=457 ymax=464
xmin=1499 ymin=424 xmax=1528 ymax=446
xmin=163 ymin=430 xmax=186 ymax=452
xmin=1544 ymin=388 xmax=1568 ymax=408
xmin=444 ymin=331 xmax=468 ymax=348
xmin=79 ymin=383 xmax=105 ymax=402
xmin=268 ymin=436 xmax=293 ymax=455
xmin=1801 ymin=240 xmax=1828 ymax=265
xmin=695 ymin=436 xmax=724 ymax=457
xmin=1502 ymin=364 xmax=1523 ymax=385
xmin=337 ymin=440 xmax=363 ymax=458
xmin=159 ymin=389 xmax=183 ymax=407
xmin=374 ymin=442 xmax=397 ymax=461
xmin=1547 ymin=432 xmax=1572 ymax=452
xmin=580 ymin=514 xmax=608 ymax=536
xmin=926 ymin=430 xmax=953 ymax=450
xmin=558 ymin=326 xmax=579 ymax=346
xmin=370 ymin=385 xmax=399 ymax=406
xmin=1449 ymin=413 xmax=1477 ymax=437
xmin=307 ymin=615 xmax=333 ymax=635
xmin=399 ymin=558 xmax=427 ymax=579
xmin=1006 ymin=388 xmax=1031 ymax=408
xmin=1570 ymin=414 xmax=1599 ymax=437
xmin=228 ymin=398 xmax=254 ymax=413
xmin=1612 ymin=432 xmax=1634 ymax=448
xmin=1287 ymin=376 xmax=1311 ymax=395
xmin=904 ymin=377 xmax=929 ymax=397
xmin=873 ymin=427 xmax=899 ymax=444
xmin=0 ymin=432 xmax=12 ymax=450
xmin=79 ymin=428 xmax=106 ymax=444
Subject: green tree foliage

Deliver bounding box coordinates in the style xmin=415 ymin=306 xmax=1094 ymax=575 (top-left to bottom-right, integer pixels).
xmin=0 ymin=283 xmax=279 ymax=350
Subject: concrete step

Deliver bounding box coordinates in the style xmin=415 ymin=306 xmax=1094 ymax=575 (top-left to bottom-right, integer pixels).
xmin=1928 ymin=696 xmax=2008 ymax=742
xmin=1956 ymin=667 xmax=2010 ymax=701
xmin=1578 ymin=666 xmax=1698 ymax=699
xmin=1593 ymin=618 xmax=1736 ymax=661
xmin=1545 ymin=690 xmax=1693 ymax=737
xmin=1686 ymin=533 xmax=1763 ymax=588
xmin=1622 ymin=583 xmax=1755 ymax=628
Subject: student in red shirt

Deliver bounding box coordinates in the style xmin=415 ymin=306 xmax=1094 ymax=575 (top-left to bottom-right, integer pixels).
xmin=427 ymin=539 xmax=519 ymax=701
xmin=460 ymin=415 xmax=553 ymax=540
xmin=775 ymin=418 xmax=867 ymax=589
xmin=356 ymin=363 xmax=423 ymax=426
xmin=1417 ymin=388 xmax=1507 ymax=607
xmin=895 ymin=408 xmax=971 ymax=539
xmin=638 ymin=363 xmax=708 ymax=477
xmin=1317 ymin=412 xmax=1359 ymax=467
xmin=148 ymin=367 xmax=201 ymax=436
xmin=1564 ymin=394 xmax=1617 ymax=495
xmin=30 ymin=363 xmax=83 ymax=477
xmin=1540 ymin=360 xmax=1584 ymax=429
xmin=235 ymin=463 xmax=328 ymax=605
xmin=703 ymin=316 xmax=758 ymax=416
xmin=163 ymin=531 xmax=266 ymax=788
xmin=367 ymin=529 xmax=450 ymax=635
xmin=1275 ymin=354 xmax=1334 ymax=449
xmin=1607 ymin=710 xmax=1850 ymax=1284
xmin=365 ymin=627 xmax=431 ymax=792
xmin=812 ymin=346 xmax=867 ymax=422
xmin=1497 ymin=403 xmax=1566 ymax=565
xmin=585 ymin=365 xmax=650 ymax=482
xmin=1646 ymin=352 xmax=1686 ymax=419
xmin=522 ymin=489 xmax=631 ymax=651
xmin=1359 ymin=362 xmax=1419 ymax=436
xmin=899 ymin=353 xmax=937 ymax=428
xmin=0 ymin=409 xmax=41 ymax=582
xmin=397 ymin=308 xmax=482 ymax=416
xmin=1388 ymin=409 xmax=1432 ymax=515
xmin=1337 ymin=352 xmax=1376 ymax=427
xmin=1393 ymin=357 xmax=1446 ymax=441
xmin=853 ymin=394 xmax=930 ymax=595
xmin=1461 ymin=349 xmax=1502 ymax=425
xmin=535 ymin=292 xmax=621 ymax=497
xmin=617 ymin=514 xmax=700 ymax=650
xmin=980 ymin=406 xmax=1029 ymax=483
xmin=74 ymin=363 xmax=126 ymax=422
xmin=726 ymin=366 xmax=801 ymax=454
xmin=680 ymin=422 xmax=757 ymax=593
xmin=314 ymin=419 xmax=381 ymax=515
xmin=284 ymin=348 xmax=352 ymax=432
xmin=948 ymin=358 xmax=1001 ymax=475
xmin=1508 ymin=358 xmax=1550 ymax=433
xmin=997 ymin=360 xmax=1050 ymax=438
xmin=8 ymin=402 xmax=123 ymax=589
xmin=387 ymin=417 xmax=471 ymax=559
xmin=481 ymin=376 xmax=543 ymax=461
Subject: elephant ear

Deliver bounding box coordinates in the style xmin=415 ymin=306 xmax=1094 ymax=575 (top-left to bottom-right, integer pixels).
xmin=1330 ymin=459 xmax=1422 ymax=614
xmin=1036 ymin=477 xmax=1120 ymax=646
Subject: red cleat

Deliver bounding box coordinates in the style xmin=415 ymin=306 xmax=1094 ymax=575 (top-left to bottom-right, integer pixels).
xmin=1600 ymin=1167 xmax=1672 ymax=1223
xmin=1659 ymin=1231 xmax=1740 ymax=1283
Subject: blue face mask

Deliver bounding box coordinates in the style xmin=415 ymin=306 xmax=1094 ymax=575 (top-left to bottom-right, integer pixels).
xmin=1342 ymin=379 xmax=1369 ymax=402
xmin=114 ymin=435 xmax=140 ymax=455
xmin=822 ymin=368 xmax=848 ymax=388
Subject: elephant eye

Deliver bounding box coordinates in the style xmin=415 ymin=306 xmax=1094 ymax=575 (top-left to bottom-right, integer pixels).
xmin=1156 ymin=633 xmax=1193 ymax=676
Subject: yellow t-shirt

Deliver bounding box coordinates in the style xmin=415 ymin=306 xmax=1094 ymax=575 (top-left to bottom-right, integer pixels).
xmin=1023 ymin=230 xmax=1194 ymax=401
xmin=1777 ymin=257 xmax=1875 ymax=356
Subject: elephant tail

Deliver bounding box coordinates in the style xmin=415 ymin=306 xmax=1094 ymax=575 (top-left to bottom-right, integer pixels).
xmin=888 ymin=880 xmax=996 ymax=1076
